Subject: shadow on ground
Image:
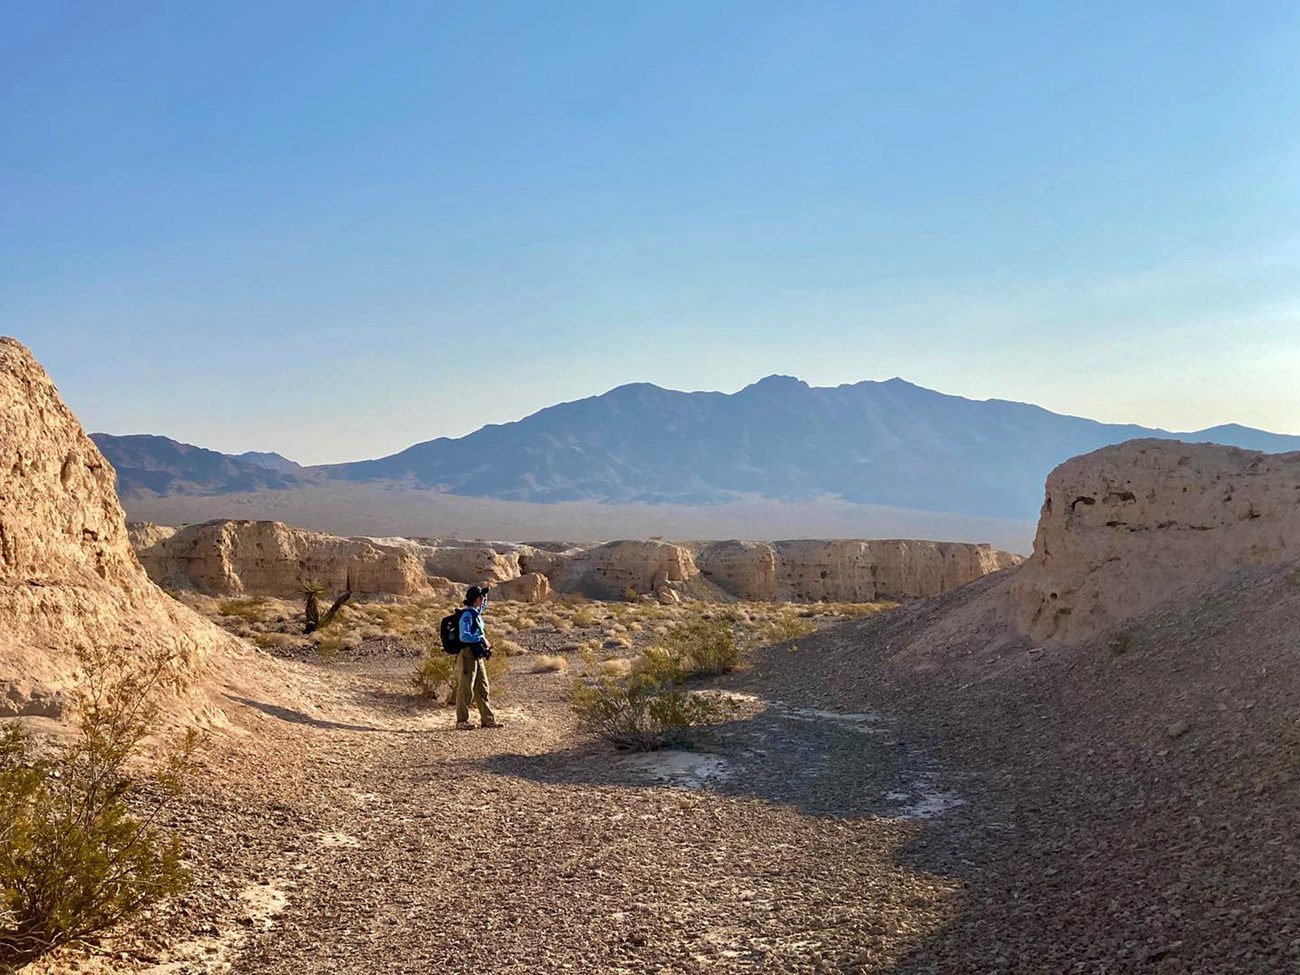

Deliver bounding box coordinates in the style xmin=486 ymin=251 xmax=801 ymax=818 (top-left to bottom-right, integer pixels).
xmin=226 ymin=695 xmax=386 ymax=733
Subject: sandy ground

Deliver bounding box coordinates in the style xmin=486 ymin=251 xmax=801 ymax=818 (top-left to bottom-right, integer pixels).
xmin=37 ymin=651 xmax=970 ymax=975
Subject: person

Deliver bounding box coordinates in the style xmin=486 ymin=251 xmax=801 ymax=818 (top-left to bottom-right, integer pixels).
xmin=456 ymin=584 xmax=503 ymax=730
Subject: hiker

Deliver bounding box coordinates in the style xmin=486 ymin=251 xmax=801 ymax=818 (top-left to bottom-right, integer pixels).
xmin=456 ymin=584 xmax=503 ymax=730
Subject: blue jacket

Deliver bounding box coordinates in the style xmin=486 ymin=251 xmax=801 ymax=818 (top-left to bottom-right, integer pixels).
xmin=458 ymin=606 xmax=487 ymax=650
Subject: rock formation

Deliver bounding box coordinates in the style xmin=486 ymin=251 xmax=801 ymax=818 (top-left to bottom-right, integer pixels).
xmin=126 ymin=519 xmax=1023 ymax=605
xmin=0 ymin=338 xmax=253 ymax=719
xmin=696 ymin=539 xmax=1019 ymax=602
xmin=545 ymin=540 xmax=704 ymax=600
xmin=493 ymin=572 xmax=552 ymax=603
xmin=133 ymin=520 xmax=430 ymax=598
xmin=1012 ymin=439 xmax=1300 ymax=643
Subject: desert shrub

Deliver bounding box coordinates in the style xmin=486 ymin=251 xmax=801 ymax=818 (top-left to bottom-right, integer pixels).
xmin=251 ymin=632 xmax=296 ymax=651
xmin=413 ymin=647 xmax=511 ymax=704
xmin=597 ymin=658 xmax=634 ymax=678
xmin=215 ymin=596 xmax=269 ymax=621
xmin=826 ymin=601 xmax=896 ymax=618
xmin=531 ymin=655 xmax=569 ymax=674
xmin=0 ymin=646 xmax=195 ymax=970
xmin=622 ymin=586 xmax=640 ymax=603
xmin=570 ymin=606 xmax=599 ymax=628
xmin=634 ymin=644 xmax=687 ymax=685
xmin=756 ymin=615 xmax=815 ymax=646
xmin=570 ymin=673 xmax=732 ymax=751
xmin=663 ymin=618 xmax=740 ymax=677
xmin=412 ymin=651 xmax=457 ymax=702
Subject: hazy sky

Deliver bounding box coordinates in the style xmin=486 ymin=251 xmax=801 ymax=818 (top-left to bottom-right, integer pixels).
xmin=5 ymin=1 xmax=1299 ymax=464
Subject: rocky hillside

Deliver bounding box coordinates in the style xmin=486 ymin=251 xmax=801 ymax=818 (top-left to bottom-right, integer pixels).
xmin=0 ymin=339 xmax=267 ymax=721
xmin=126 ymin=522 xmax=1022 ymax=603
xmin=92 ymin=376 xmax=1300 ymax=519
xmin=739 ymin=441 xmax=1300 ymax=970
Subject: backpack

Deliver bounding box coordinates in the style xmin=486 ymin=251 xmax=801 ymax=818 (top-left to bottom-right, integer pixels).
xmin=439 ymin=608 xmax=468 ymax=654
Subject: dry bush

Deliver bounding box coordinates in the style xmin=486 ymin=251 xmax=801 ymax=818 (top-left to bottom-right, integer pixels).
xmin=531 ymin=655 xmax=569 ymax=674
xmin=597 ymin=658 xmax=634 ymax=678
xmin=754 ymin=614 xmax=816 ymax=646
xmin=824 ymin=601 xmax=896 ymax=618
xmin=251 ymin=632 xmax=296 ymax=651
xmin=570 ymin=606 xmax=599 ymax=628
xmin=215 ymin=596 xmax=269 ymax=622
xmin=0 ymin=647 xmax=196 ymax=970
xmin=570 ymin=673 xmax=734 ymax=751
xmin=621 ymin=586 xmax=640 ymax=602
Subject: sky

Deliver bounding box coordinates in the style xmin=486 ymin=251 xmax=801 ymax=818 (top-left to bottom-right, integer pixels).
xmin=4 ymin=1 xmax=1299 ymax=464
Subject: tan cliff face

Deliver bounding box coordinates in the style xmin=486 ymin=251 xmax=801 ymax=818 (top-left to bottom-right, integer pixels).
xmin=132 ymin=520 xmax=430 ymax=598
xmin=1012 ymin=439 xmax=1300 ymax=643
xmin=0 ymin=338 xmax=253 ymax=719
xmin=696 ymin=539 xmax=1021 ymax=603
xmin=127 ymin=519 xmax=1022 ymax=605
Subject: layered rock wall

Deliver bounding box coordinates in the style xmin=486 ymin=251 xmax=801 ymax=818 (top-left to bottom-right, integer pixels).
xmin=136 ymin=520 xmax=430 ymax=598
xmin=696 ymin=539 xmax=1019 ymax=602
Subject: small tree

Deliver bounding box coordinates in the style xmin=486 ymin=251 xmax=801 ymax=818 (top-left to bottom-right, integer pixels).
xmin=302 ymin=583 xmax=351 ymax=635
xmin=0 ymin=645 xmax=197 ymax=970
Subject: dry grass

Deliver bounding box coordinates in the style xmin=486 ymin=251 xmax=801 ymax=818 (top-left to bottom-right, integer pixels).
xmin=531 ymin=654 xmax=569 ymax=673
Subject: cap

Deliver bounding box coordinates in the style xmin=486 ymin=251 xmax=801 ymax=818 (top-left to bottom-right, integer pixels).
xmin=464 ymin=584 xmax=490 ymax=605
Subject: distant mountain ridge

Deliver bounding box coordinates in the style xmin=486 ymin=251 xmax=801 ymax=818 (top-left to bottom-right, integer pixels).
xmin=91 ymin=376 xmax=1300 ymax=519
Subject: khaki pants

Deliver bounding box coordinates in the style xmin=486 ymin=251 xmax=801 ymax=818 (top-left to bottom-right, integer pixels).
xmin=456 ymin=647 xmax=495 ymax=725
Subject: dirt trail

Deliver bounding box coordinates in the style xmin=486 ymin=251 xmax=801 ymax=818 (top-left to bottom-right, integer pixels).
xmin=128 ymin=657 xmax=970 ymax=975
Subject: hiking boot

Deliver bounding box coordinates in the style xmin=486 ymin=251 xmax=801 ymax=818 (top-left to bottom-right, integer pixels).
xmin=455 ymin=721 xmax=475 ymax=731
xmin=481 ymin=718 xmax=506 ymax=729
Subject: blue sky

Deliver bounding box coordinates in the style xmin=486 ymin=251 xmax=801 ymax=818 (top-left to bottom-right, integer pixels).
xmin=5 ymin=1 xmax=1299 ymax=463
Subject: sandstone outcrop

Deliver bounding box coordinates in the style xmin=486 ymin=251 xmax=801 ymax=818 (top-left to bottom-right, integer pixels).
xmin=128 ymin=527 xmax=1022 ymax=604
xmin=545 ymin=540 xmax=703 ymax=600
xmin=1012 ymin=439 xmax=1300 ymax=643
xmin=696 ymin=539 xmax=1019 ymax=602
xmin=493 ymin=572 xmax=552 ymax=603
xmin=0 ymin=338 xmax=253 ymax=719
xmin=135 ymin=520 xmax=430 ymax=598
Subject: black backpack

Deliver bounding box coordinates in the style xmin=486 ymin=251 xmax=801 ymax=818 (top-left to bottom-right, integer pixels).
xmin=439 ymin=608 xmax=468 ymax=654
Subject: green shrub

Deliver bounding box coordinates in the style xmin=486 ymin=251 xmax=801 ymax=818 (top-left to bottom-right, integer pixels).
xmin=634 ymin=644 xmax=687 ymax=685
xmin=621 ymin=586 xmax=640 ymax=603
xmin=570 ymin=673 xmax=732 ymax=751
xmin=662 ymin=618 xmax=740 ymax=677
xmin=413 ymin=651 xmax=457 ymax=703
xmin=0 ymin=646 xmax=196 ymax=970
xmin=413 ymin=647 xmax=510 ymax=704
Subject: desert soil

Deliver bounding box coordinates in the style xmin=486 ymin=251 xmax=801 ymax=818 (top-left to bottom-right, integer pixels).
xmin=43 ymin=564 xmax=1300 ymax=975
xmin=45 ymin=642 xmax=970 ymax=975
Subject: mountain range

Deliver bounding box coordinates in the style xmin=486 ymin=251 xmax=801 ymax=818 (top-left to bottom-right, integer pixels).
xmin=90 ymin=376 xmax=1300 ymax=521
